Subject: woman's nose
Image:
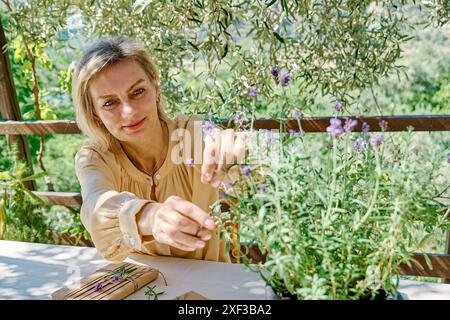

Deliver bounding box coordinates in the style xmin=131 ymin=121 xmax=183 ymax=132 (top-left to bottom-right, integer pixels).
xmin=121 ymin=100 xmax=135 ymax=117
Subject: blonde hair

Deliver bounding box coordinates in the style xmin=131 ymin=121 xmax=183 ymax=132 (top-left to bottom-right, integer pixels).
xmin=72 ymin=36 xmax=170 ymax=153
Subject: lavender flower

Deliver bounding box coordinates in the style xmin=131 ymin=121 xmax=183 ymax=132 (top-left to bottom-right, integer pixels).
xmin=226 ymin=180 xmax=233 ymax=188
xmin=330 ymin=118 xmax=342 ymax=127
xmin=334 ymin=101 xmax=344 ymax=112
xmin=94 ymin=282 xmax=103 ymax=292
xmin=112 ymin=275 xmax=122 ymax=282
xmin=326 ymin=142 xmax=334 ymax=149
xmin=362 ymin=122 xmax=370 ymax=134
xmin=280 ymin=72 xmax=293 ymax=86
xmin=447 ymin=153 xmax=450 ymax=164
xmin=379 ymin=120 xmax=388 ymax=131
xmin=289 ymin=129 xmax=296 ymax=137
xmin=293 ymin=110 xmax=301 ymax=120
xmin=298 ymin=129 xmax=305 ymax=137
xmin=234 ymin=112 xmax=246 ymax=128
xmin=242 ymin=165 xmax=252 ymax=175
xmin=353 ymin=138 xmax=366 ymax=152
xmin=344 ymin=118 xmax=358 ymax=133
xmin=370 ymin=135 xmax=384 ymax=148
xmin=185 ymin=157 xmax=194 ymax=167
xmin=271 ymin=66 xmax=279 ymax=83
xmin=249 ymin=85 xmax=257 ymax=98
xmin=326 ymin=118 xmax=344 ymax=139
xmin=258 ymin=183 xmax=266 ymax=192
xmin=202 ymin=121 xmax=216 ymax=136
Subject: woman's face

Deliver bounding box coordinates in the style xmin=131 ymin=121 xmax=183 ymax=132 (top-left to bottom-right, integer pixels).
xmin=88 ymin=58 xmax=159 ymax=144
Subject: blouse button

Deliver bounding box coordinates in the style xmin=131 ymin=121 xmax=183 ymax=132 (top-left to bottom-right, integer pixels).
xmin=155 ymin=174 xmax=161 ymax=180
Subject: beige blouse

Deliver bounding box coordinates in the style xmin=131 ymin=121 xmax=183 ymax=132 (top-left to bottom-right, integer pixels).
xmin=75 ymin=114 xmax=231 ymax=263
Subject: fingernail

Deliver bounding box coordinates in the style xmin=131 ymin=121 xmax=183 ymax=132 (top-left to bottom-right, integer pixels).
xmin=202 ymin=234 xmax=211 ymax=241
xmin=196 ymin=241 xmax=205 ymax=248
xmin=204 ymin=219 xmax=215 ymax=229
xmin=212 ymin=180 xmax=220 ymax=188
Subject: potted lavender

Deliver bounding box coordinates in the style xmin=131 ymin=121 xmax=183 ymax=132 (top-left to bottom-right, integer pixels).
xmin=213 ymin=115 xmax=450 ymax=300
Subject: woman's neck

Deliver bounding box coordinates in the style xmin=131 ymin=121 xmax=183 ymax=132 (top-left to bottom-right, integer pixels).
xmin=121 ymin=120 xmax=168 ymax=176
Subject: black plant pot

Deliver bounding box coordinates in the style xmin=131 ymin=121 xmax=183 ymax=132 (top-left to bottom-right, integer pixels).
xmin=264 ymin=284 xmax=407 ymax=300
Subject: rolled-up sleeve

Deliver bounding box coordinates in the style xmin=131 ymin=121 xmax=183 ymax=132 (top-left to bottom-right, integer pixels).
xmin=75 ymin=148 xmax=153 ymax=262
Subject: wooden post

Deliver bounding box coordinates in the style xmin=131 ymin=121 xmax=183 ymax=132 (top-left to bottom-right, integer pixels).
xmin=0 ymin=18 xmax=36 ymax=190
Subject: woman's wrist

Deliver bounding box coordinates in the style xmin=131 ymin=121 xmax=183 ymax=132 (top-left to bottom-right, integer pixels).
xmin=136 ymin=202 xmax=160 ymax=236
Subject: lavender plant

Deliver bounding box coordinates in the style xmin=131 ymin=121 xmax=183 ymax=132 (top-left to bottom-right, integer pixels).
xmin=213 ymin=121 xmax=450 ymax=300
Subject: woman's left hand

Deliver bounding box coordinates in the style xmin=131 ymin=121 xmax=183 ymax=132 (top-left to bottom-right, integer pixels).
xmin=201 ymin=128 xmax=248 ymax=188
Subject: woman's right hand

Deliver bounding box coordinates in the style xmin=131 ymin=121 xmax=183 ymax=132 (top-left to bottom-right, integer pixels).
xmin=137 ymin=195 xmax=216 ymax=252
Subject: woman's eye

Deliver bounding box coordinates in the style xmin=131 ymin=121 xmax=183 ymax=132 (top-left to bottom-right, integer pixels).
xmin=133 ymin=88 xmax=145 ymax=96
xmin=103 ymin=100 xmax=115 ymax=108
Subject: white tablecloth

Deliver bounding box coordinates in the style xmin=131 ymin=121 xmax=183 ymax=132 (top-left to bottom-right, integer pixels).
xmin=0 ymin=240 xmax=449 ymax=300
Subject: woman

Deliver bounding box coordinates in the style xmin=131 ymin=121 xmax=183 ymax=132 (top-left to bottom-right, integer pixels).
xmin=73 ymin=37 xmax=246 ymax=263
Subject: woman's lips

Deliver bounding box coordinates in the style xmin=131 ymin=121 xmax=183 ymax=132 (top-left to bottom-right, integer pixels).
xmin=123 ymin=117 xmax=146 ymax=130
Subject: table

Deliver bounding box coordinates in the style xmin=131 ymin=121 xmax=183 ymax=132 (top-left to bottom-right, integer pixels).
xmin=0 ymin=240 xmax=449 ymax=300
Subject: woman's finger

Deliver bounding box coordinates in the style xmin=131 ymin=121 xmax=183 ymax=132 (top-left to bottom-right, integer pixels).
xmin=196 ymin=228 xmax=212 ymax=241
xmin=160 ymin=221 xmax=206 ymax=250
xmin=218 ymin=129 xmax=235 ymax=172
xmin=233 ymin=132 xmax=248 ymax=164
xmin=201 ymin=128 xmax=221 ymax=183
xmin=163 ymin=209 xmax=211 ymax=239
xmin=156 ymin=232 xmax=198 ymax=251
xmin=166 ymin=196 xmax=216 ymax=230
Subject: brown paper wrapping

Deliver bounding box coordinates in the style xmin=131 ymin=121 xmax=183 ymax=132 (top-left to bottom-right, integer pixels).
xmin=52 ymin=262 xmax=160 ymax=300
xmin=173 ymin=291 xmax=209 ymax=300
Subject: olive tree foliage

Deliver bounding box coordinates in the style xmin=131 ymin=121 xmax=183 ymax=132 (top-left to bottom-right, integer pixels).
xmin=1 ymin=0 xmax=449 ymax=121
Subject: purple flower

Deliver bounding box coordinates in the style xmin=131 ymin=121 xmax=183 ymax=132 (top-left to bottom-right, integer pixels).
xmin=331 ymin=127 xmax=344 ymax=139
xmin=226 ymin=180 xmax=233 ymax=188
xmin=370 ymin=135 xmax=384 ymax=148
xmin=185 ymin=157 xmax=194 ymax=167
xmin=353 ymin=138 xmax=366 ymax=152
xmin=293 ymin=110 xmax=301 ymax=120
xmin=289 ymin=129 xmax=296 ymax=137
xmin=329 ymin=118 xmax=342 ymax=127
xmin=112 ymin=275 xmax=122 ymax=282
xmin=344 ymin=118 xmax=358 ymax=133
xmin=334 ymin=101 xmax=344 ymax=112
xmin=379 ymin=120 xmax=388 ymax=131
xmin=447 ymin=153 xmax=450 ymax=164
xmin=258 ymin=183 xmax=266 ymax=192
xmin=242 ymin=165 xmax=252 ymax=175
xmin=326 ymin=142 xmax=334 ymax=149
xmin=249 ymin=85 xmax=257 ymax=98
xmin=271 ymin=67 xmax=279 ymax=82
xmin=362 ymin=122 xmax=370 ymax=134
xmin=326 ymin=118 xmax=344 ymax=139
xmin=234 ymin=112 xmax=246 ymax=127
xmin=202 ymin=121 xmax=216 ymax=136
xmin=280 ymin=72 xmax=293 ymax=86
xmin=94 ymin=282 xmax=103 ymax=292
